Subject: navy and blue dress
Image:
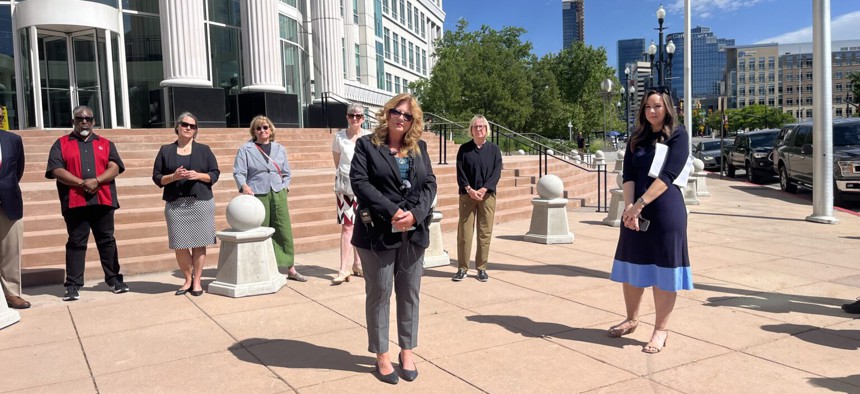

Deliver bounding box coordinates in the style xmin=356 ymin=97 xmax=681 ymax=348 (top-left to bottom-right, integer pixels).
xmin=611 ymin=126 xmax=693 ymax=292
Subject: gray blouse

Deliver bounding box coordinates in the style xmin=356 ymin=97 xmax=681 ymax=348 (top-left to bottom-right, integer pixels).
xmin=232 ymin=140 xmax=291 ymax=193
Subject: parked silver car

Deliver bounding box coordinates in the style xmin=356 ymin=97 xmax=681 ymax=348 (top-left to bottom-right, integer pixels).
xmin=692 ymin=138 xmax=731 ymax=170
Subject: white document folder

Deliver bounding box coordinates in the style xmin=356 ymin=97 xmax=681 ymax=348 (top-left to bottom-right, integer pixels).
xmin=648 ymin=143 xmax=692 ymax=188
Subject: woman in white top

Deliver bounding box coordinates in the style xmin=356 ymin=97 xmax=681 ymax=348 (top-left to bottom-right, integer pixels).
xmin=331 ymin=103 xmax=372 ymax=284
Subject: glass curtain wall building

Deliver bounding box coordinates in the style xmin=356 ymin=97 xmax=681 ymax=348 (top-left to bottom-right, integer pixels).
xmin=666 ymin=26 xmax=734 ymax=103
xmin=561 ymin=0 xmax=583 ymax=49
xmin=617 ymin=38 xmax=645 ymax=82
xmin=4 ymin=0 xmax=443 ymax=130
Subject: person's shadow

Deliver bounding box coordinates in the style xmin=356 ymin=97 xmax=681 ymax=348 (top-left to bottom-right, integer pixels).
xmin=466 ymin=315 xmax=637 ymax=349
xmin=230 ymin=338 xmax=376 ymax=373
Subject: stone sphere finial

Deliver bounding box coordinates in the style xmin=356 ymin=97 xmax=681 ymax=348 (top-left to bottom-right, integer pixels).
xmin=546 ymin=149 xmax=555 ymax=155
xmin=692 ymin=158 xmax=705 ymax=172
xmin=536 ymin=174 xmax=564 ymax=199
xmin=617 ymin=150 xmax=625 ymax=159
xmin=226 ymin=195 xmax=266 ymax=231
xmin=594 ymin=150 xmax=605 ymax=160
xmin=616 ymin=172 xmax=624 ymax=189
xmin=517 ymin=149 xmax=525 ymax=155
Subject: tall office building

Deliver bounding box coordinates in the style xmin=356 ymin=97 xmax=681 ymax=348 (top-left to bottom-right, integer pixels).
xmin=666 ymin=26 xmax=734 ymax=103
xmin=562 ymin=0 xmax=584 ymax=49
xmin=617 ymin=38 xmax=645 ymax=82
xmin=725 ymin=40 xmax=860 ymax=121
xmin=1 ymin=0 xmax=444 ymax=130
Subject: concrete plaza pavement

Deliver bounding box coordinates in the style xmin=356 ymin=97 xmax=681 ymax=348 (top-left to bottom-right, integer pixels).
xmin=2 ymin=174 xmax=859 ymax=393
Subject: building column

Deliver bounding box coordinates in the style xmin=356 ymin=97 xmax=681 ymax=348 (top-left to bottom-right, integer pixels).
xmin=240 ymin=0 xmax=284 ymax=92
xmin=158 ymin=0 xmax=211 ymax=87
xmin=311 ymin=0 xmax=346 ymax=98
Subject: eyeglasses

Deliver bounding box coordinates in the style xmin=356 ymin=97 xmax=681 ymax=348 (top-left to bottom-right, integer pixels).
xmin=389 ymin=108 xmax=414 ymax=122
xmin=255 ymin=125 xmax=270 ymax=131
xmin=347 ymin=113 xmax=364 ymax=119
xmin=179 ymin=121 xmax=198 ymax=130
xmin=74 ymin=116 xmax=94 ymax=123
xmin=472 ymin=125 xmax=487 ymax=129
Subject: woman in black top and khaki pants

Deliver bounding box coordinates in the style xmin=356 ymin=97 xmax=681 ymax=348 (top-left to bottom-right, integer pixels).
xmin=152 ymin=112 xmax=220 ymax=296
xmin=454 ymin=115 xmax=502 ymax=282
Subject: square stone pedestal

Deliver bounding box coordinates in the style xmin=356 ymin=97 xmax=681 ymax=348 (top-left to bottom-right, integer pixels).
xmin=208 ymin=227 xmax=287 ymax=298
xmin=0 ymin=285 xmax=21 ymax=330
xmin=602 ymin=189 xmax=625 ymax=227
xmin=423 ymin=211 xmax=450 ymax=268
xmin=523 ymin=198 xmax=574 ymax=244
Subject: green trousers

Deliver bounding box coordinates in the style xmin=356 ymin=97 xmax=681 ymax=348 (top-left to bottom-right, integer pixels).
xmin=257 ymin=189 xmax=295 ymax=268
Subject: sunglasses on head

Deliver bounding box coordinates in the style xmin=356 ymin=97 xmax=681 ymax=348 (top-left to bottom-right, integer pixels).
xmin=179 ymin=121 xmax=198 ymax=130
xmin=648 ymin=86 xmax=671 ymax=96
xmin=255 ymin=125 xmax=270 ymax=131
xmin=347 ymin=113 xmax=364 ymax=119
xmin=74 ymin=116 xmax=94 ymax=123
xmin=389 ymin=108 xmax=414 ymax=122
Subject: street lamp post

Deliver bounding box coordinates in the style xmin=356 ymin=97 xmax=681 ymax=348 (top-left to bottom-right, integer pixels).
xmin=647 ymin=5 xmax=676 ymax=92
xmin=600 ymin=79 xmax=613 ymax=141
xmin=568 ymin=121 xmax=573 ymax=143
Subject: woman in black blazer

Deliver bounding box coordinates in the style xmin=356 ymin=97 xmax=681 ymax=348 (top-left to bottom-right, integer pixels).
xmin=152 ymin=112 xmax=220 ymax=296
xmin=350 ymin=93 xmax=436 ymax=384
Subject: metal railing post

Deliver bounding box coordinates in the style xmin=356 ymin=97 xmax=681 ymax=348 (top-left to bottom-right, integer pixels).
xmin=438 ymin=124 xmax=444 ymax=164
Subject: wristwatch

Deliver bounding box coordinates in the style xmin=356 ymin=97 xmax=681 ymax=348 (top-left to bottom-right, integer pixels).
xmin=635 ymin=197 xmax=647 ymax=208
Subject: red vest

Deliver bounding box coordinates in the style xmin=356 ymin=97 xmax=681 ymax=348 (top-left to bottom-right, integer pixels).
xmin=59 ymin=136 xmax=114 ymax=209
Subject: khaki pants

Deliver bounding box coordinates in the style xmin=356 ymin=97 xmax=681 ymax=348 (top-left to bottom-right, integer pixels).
xmin=456 ymin=192 xmax=496 ymax=271
xmin=0 ymin=210 xmax=23 ymax=297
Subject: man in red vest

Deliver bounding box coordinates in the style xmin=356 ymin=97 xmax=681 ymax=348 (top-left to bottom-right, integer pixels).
xmin=45 ymin=105 xmax=128 ymax=301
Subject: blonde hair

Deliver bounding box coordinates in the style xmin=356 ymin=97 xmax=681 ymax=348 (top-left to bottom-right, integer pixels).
xmin=248 ymin=115 xmax=276 ymax=142
xmin=371 ymin=93 xmax=425 ymax=156
xmin=469 ymin=115 xmax=489 ymax=135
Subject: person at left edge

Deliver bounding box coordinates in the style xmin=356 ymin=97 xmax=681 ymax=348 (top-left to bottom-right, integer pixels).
xmin=45 ymin=105 xmax=129 ymax=301
xmin=0 ymin=127 xmax=29 ymax=309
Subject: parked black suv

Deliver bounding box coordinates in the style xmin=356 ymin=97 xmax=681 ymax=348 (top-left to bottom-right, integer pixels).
xmin=722 ymin=129 xmax=780 ymax=183
xmin=772 ymin=118 xmax=860 ymax=205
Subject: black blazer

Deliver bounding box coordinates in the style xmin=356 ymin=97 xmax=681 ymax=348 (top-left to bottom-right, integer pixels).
xmin=350 ymin=136 xmax=437 ymax=250
xmin=0 ymin=130 xmax=24 ymax=221
xmin=152 ymin=141 xmax=220 ymax=202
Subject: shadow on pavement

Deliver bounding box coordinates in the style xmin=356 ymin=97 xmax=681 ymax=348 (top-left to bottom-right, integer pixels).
xmin=728 ymin=184 xmax=811 ymax=205
xmin=807 ymin=374 xmax=860 ymax=392
xmin=690 ymin=211 xmax=807 ymax=222
xmin=231 ymin=338 xmax=375 ymax=373
xmin=703 ymin=284 xmax=850 ymax=319
xmin=759 ymin=323 xmax=860 ymax=350
xmin=466 ymin=315 xmax=637 ymax=349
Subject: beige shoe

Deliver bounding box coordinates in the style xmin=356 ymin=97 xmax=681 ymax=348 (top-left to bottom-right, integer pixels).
xmin=352 ymin=264 xmax=364 ymax=277
xmin=332 ymin=270 xmax=351 ymax=285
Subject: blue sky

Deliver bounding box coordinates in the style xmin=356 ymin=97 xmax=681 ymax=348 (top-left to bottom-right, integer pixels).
xmin=442 ymin=0 xmax=860 ymax=72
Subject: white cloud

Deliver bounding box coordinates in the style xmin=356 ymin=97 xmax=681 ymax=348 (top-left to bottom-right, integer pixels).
xmin=756 ymin=10 xmax=860 ymax=44
xmin=666 ymin=0 xmax=766 ymax=19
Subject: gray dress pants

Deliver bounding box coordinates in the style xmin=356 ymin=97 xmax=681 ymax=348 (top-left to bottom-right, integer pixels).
xmin=357 ymin=235 xmax=425 ymax=354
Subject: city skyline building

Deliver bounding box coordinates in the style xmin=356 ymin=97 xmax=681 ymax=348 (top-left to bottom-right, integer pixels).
xmin=617 ymin=38 xmax=645 ymax=82
xmin=561 ymin=0 xmax=584 ymax=49
xmin=1 ymin=0 xmax=444 ymax=130
xmin=666 ymin=26 xmax=735 ymax=104
xmin=723 ymin=40 xmax=860 ymax=122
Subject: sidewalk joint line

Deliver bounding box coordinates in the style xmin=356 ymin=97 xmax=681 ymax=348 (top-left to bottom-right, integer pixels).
xmin=68 ymin=305 xmax=101 ymax=393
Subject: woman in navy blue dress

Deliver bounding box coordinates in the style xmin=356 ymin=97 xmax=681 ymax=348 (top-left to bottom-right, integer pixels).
xmin=607 ymin=89 xmax=692 ymax=354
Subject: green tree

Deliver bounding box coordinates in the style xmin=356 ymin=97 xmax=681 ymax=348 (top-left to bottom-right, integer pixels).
xmin=414 ymin=20 xmax=533 ymax=131
xmin=523 ymin=55 xmax=567 ymax=139
xmin=848 ymin=71 xmax=860 ymax=117
xmin=547 ymin=42 xmax=619 ymax=136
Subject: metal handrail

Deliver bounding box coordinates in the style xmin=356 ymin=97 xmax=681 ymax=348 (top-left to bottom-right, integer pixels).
xmin=320 ymin=92 xmax=351 ymax=132
xmin=423 ymin=113 xmax=609 ymax=211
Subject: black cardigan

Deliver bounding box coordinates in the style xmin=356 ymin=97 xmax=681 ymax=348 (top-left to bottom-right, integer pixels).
xmin=152 ymin=141 xmax=220 ymax=202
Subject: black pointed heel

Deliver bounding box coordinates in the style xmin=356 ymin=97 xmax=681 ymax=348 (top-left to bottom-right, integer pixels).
xmin=374 ymin=364 xmax=399 ymax=385
xmin=399 ymin=353 xmax=418 ymax=382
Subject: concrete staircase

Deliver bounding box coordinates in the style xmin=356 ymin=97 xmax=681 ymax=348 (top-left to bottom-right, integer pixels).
xmin=14 ymin=128 xmax=601 ymax=286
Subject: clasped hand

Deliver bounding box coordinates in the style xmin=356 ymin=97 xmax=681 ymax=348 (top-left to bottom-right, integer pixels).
xmin=174 ymin=166 xmax=201 ymax=181
xmin=621 ymin=203 xmax=643 ymax=231
xmin=81 ymin=178 xmax=100 ymax=194
xmin=468 ymin=187 xmax=486 ymax=201
xmin=391 ymin=209 xmax=416 ymax=231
